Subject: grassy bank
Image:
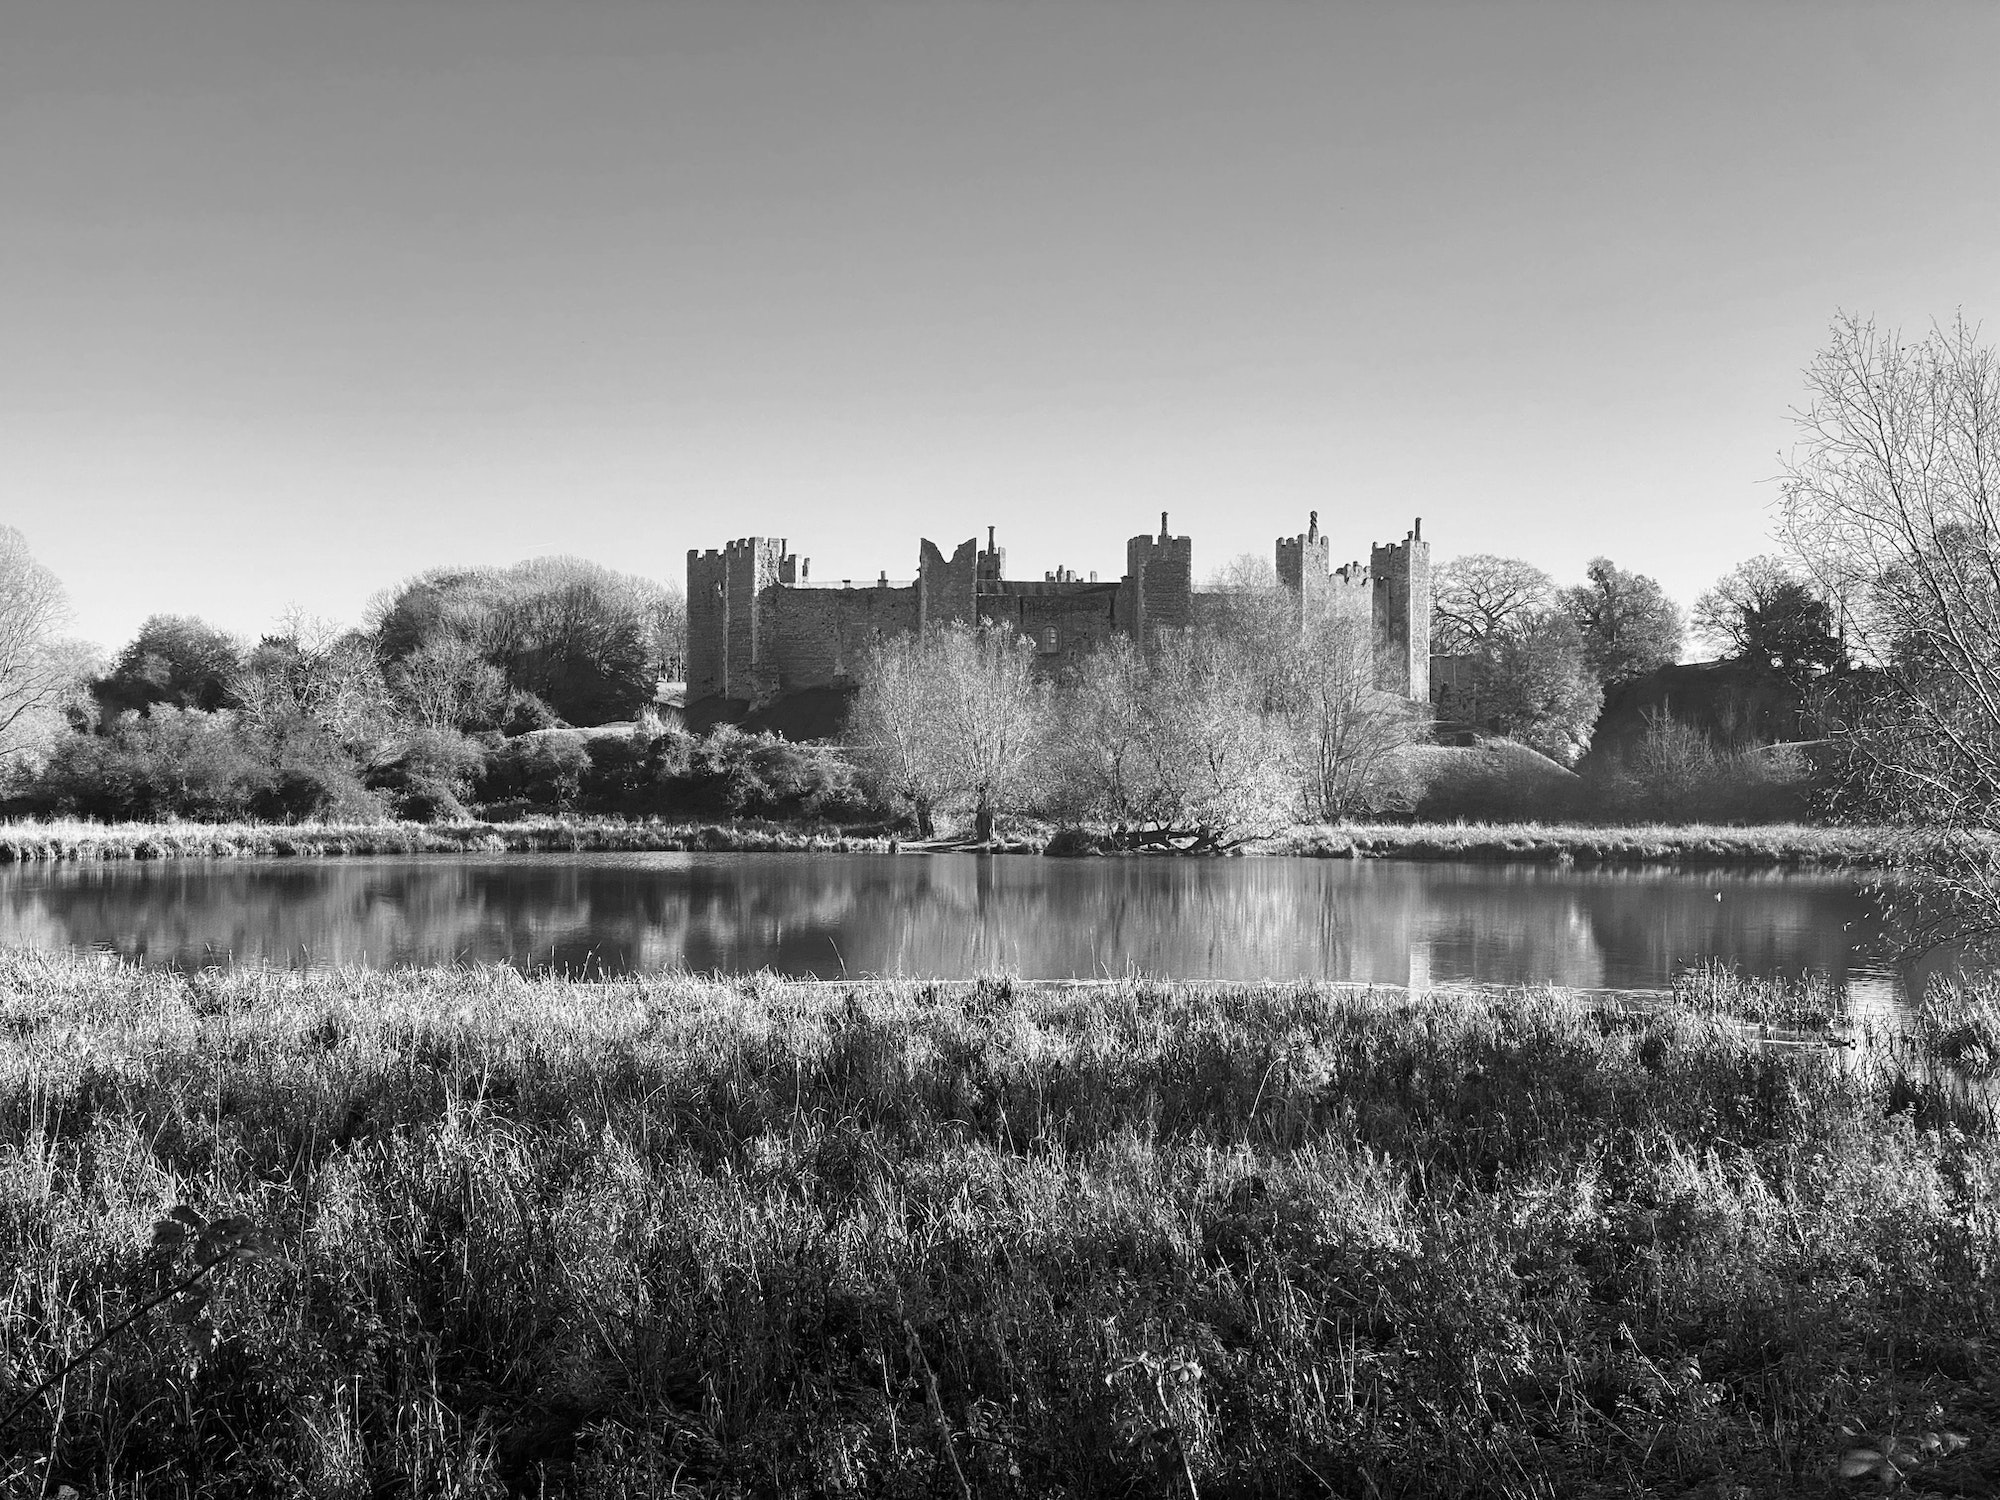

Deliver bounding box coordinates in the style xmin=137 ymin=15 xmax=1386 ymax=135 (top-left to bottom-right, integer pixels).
xmin=0 ymin=816 xmax=897 ymax=863
xmin=3 ymin=958 xmax=1998 ymax=1496
xmin=1262 ymin=820 xmax=1934 ymax=868
xmin=0 ymin=815 xmax=1929 ymax=868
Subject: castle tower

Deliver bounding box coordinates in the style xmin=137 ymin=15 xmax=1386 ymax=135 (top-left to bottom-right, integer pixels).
xmin=1369 ymin=519 xmax=1432 ymax=701
xmin=686 ymin=537 xmax=790 ymax=703
xmin=1123 ymin=511 xmax=1192 ymax=647
xmin=1276 ymin=509 xmax=1336 ymax=626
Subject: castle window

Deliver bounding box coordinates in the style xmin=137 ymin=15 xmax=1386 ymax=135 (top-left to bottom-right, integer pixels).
xmin=1039 ymin=627 xmax=1058 ymax=655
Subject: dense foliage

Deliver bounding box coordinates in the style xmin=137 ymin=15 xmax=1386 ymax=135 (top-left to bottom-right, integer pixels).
xmin=90 ymin=614 xmax=245 ymax=717
xmin=371 ymin=557 xmax=683 ymax=728
xmin=1692 ymin=555 xmax=1847 ymax=677
xmin=5 ymin=717 xmax=879 ymax=828
xmin=1558 ymin=556 xmax=1685 ymax=686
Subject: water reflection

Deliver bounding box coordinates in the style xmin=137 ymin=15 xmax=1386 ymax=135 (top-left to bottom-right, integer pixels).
xmin=0 ymin=852 xmax=1899 ymax=998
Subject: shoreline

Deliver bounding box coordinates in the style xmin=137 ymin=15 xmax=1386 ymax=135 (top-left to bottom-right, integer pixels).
xmin=0 ymin=814 xmax=1932 ymax=868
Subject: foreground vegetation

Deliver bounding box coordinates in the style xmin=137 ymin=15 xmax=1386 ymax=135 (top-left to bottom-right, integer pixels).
xmin=3 ymin=956 xmax=1998 ymax=1496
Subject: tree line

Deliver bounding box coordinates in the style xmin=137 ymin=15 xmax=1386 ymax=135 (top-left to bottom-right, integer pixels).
xmin=1426 ymin=546 xmax=1848 ymax=764
xmin=0 ymin=553 xmax=687 ymax=823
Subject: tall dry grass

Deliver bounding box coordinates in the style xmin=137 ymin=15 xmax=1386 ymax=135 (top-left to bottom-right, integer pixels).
xmin=2 ymin=957 xmax=1997 ymax=1494
xmin=0 ymin=817 xmax=893 ymax=864
xmin=1267 ymin=819 xmax=1925 ymax=867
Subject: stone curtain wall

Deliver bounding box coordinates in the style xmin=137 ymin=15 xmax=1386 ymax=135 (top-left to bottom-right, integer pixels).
xmin=977 ymin=584 xmax=1122 ymax=664
xmin=768 ymin=584 xmax=921 ymax=698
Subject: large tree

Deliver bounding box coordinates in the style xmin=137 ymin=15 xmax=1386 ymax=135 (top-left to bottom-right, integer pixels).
xmin=1560 ymin=558 xmax=1683 ymax=685
xmin=1692 ymin=555 xmax=1846 ymax=676
xmin=92 ymin=614 xmax=244 ymax=717
xmin=370 ymin=558 xmax=671 ymax=726
xmin=1477 ymin=609 xmax=1604 ymax=765
xmin=1779 ymin=313 xmax=2000 ymax=927
xmin=1431 ymin=554 xmax=1556 ymax=655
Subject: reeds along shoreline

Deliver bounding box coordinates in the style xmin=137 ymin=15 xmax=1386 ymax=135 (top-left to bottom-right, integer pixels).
xmin=0 ymin=816 xmax=897 ymax=863
xmin=0 ymin=814 xmax=1934 ymax=866
xmin=2 ymin=957 xmax=1997 ymax=1495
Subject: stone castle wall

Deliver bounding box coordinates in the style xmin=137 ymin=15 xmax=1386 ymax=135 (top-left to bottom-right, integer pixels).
xmin=917 ymin=538 xmax=978 ymax=630
xmin=687 ymin=512 xmax=1432 ymax=721
xmin=767 ymin=584 xmax=920 ymax=701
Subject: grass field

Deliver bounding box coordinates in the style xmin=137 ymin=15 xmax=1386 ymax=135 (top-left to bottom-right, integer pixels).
xmin=3 ymin=956 xmax=1998 ymax=1496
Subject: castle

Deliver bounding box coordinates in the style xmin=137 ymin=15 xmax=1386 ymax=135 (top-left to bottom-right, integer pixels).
xmin=686 ymin=513 xmax=1430 ymax=720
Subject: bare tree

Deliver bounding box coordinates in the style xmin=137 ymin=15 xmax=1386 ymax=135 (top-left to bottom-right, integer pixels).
xmin=1431 ymin=555 xmax=1556 ymax=655
xmin=1779 ymin=312 xmax=2000 ymax=929
xmin=1282 ymin=613 xmax=1422 ymax=821
xmin=1200 ymin=552 xmax=1308 ymax=711
xmin=390 ymin=636 xmax=507 ymax=733
xmin=237 ymin=611 xmax=394 ymax=746
xmin=848 ymin=622 xmax=1047 ymax=840
xmin=644 ymin=581 xmax=688 ymax=683
xmin=849 ymin=631 xmax=947 ymax=837
xmin=1051 ymin=630 xmax=1293 ymax=850
xmin=0 ymin=528 xmax=93 ymax=761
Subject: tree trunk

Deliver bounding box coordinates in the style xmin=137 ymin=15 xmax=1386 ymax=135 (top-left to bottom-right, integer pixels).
xmin=974 ymin=800 xmax=994 ymax=843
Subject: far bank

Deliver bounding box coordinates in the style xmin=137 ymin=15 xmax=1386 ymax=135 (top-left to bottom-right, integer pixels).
xmin=0 ymin=815 xmax=1937 ymax=868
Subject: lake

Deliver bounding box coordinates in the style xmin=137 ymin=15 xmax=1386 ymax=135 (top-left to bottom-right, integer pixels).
xmin=0 ymin=852 xmax=1905 ymax=1002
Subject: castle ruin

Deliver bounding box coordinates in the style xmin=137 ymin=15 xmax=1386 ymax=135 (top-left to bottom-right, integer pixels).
xmin=686 ymin=513 xmax=1429 ymax=721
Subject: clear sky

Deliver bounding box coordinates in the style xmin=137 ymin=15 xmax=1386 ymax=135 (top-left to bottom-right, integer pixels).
xmin=5 ymin=0 xmax=1997 ymax=654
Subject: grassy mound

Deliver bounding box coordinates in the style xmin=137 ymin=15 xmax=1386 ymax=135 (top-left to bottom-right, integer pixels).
xmin=1406 ymin=738 xmax=1585 ymax=822
xmin=2 ymin=958 xmax=1998 ymax=1495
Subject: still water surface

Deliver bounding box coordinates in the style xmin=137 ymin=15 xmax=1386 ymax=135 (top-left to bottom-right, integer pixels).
xmin=0 ymin=852 xmax=1902 ymax=1000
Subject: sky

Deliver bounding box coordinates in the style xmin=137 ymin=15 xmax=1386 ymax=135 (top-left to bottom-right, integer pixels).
xmin=5 ymin=0 xmax=1998 ymax=655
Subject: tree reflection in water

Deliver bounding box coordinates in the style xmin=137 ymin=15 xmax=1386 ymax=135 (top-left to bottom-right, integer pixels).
xmin=0 ymin=852 xmax=1897 ymax=1000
